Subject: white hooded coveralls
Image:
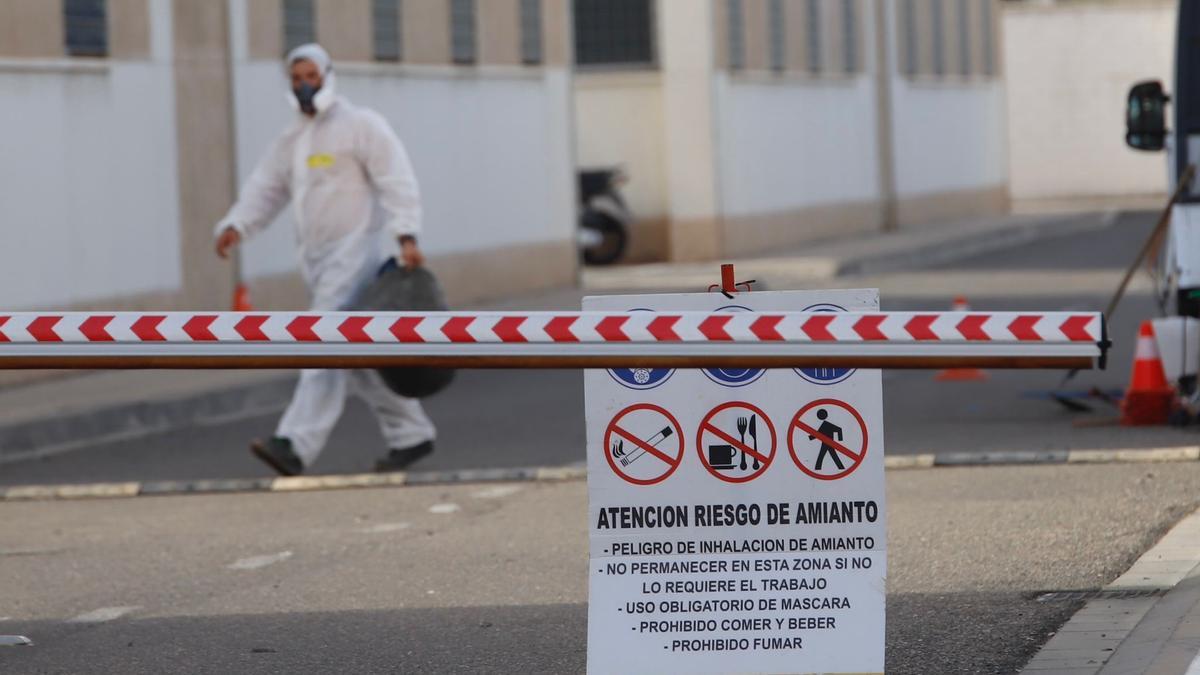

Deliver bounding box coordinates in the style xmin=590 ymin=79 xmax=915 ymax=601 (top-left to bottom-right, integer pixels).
xmin=216 ymin=48 xmax=434 ymax=466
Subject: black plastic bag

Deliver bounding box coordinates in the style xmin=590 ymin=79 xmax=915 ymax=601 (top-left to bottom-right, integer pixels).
xmin=354 ymin=260 xmax=456 ymax=398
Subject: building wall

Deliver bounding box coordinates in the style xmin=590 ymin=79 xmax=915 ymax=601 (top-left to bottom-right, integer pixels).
xmin=1004 ymin=1 xmax=1176 ymax=202
xmin=0 ymin=0 xmax=183 ymax=311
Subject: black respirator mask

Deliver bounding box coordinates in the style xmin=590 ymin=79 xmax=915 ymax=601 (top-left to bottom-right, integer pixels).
xmin=293 ymin=82 xmax=320 ymax=116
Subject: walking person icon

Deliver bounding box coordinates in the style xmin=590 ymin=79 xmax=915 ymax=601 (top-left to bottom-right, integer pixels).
xmin=809 ymin=410 xmax=844 ymax=471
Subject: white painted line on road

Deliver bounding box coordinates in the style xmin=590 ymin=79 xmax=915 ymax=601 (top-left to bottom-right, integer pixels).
xmin=0 ymin=635 xmax=32 ymax=647
xmin=429 ymin=503 xmax=460 ymax=515
xmin=357 ymin=522 xmax=411 ymax=534
xmin=1068 ymin=447 xmax=1200 ymax=464
xmin=472 ymin=485 xmax=523 ymax=499
xmin=228 ymin=551 xmax=293 ymax=570
xmin=883 ymin=454 xmax=936 ymax=469
xmin=69 ymin=606 xmax=139 ymax=623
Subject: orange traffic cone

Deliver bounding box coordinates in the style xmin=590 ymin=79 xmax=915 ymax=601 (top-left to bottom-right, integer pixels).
xmin=1120 ymin=320 xmax=1175 ymax=426
xmin=936 ymin=296 xmax=989 ymax=382
xmin=232 ymin=283 xmax=254 ymax=312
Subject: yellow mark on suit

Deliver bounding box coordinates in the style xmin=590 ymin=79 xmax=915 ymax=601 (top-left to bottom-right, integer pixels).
xmin=307 ymin=153 xmax=335 ymax=169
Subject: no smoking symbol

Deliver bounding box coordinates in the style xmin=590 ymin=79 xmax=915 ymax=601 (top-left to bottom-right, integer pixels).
xmin=604 ymin=404 xmax=685 ymax=486
xmin=788 ymin=399 xmax=869 ymax=481
xmin=696 ymin=402 xmax=777 ymax=483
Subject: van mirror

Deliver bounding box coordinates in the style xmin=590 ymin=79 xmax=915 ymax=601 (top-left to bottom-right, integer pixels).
xmin=1127 ymin=80 xmax=1169 ymax=151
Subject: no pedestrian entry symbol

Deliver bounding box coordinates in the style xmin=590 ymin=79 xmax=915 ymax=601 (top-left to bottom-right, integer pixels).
xmin=696 ymin=401 xmax=777 ymax=483
xmin=788 ymin=398 xmax=869 ymax=480
xmin=604 ymin=404 xmax=685 ymax=486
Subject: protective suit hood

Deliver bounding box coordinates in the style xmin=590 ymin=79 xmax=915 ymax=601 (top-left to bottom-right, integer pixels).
xmin=286 ymin=43 xmax=337 ymax=116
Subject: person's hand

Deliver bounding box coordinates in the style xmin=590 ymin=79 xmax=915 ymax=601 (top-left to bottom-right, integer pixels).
xmin=215 ymin=227 xmax=242 ymax=259
xmin=399 ymin=237 xmax=425 ymax=269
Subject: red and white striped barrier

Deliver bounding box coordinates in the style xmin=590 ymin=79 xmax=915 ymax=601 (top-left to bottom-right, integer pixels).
xmin=0 ymin=311 xmax=1107 ymax=370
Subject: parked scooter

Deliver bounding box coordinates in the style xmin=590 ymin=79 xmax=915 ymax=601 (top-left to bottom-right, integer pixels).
xmin=578 ymin=167 xmax=633 ymax=265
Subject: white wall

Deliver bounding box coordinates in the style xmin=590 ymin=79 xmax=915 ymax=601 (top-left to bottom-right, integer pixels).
xmin=574 ymin=71 xmax=668 ymax=219
xmin=1004 ymin=3 xmax=1175 ymax=201
xmin=0 ymin=5 xmax=180 ymax=310
xmin=889 ymin=78 xmax=1009 ymax=197
xmin=713 ymin=74 xmax=882 ymax=217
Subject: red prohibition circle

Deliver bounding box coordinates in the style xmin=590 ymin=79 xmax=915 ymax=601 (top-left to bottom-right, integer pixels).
xmin=787 ymin=398 xmax=869 ymax=481
xmin=695 ymin=401 xmax=777 ymax=483
xmin=604 ymin=403 xmax=685 ymax=486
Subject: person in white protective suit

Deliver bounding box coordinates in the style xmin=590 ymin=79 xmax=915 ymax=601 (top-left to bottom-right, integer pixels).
xmin=214 ymin=43 xmax=436 ymax=476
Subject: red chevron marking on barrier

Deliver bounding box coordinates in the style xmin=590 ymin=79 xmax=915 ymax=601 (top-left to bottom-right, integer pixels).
xmin=699 ymin=315 xmax=733 ymax=341
xmin=287 ymin=316 xmax=321 ymax=342
xmin=595 ymin=316 xmax=630 ymax=342
xmin=647 ymin=316 xmax=681 ymax=341
xmin=492 ymin=316 xmax=527 ymax=343
xmin=338 ymin=317 xmax=373 ymax=343
xmin=389 ymin=317 xmax=424 ymax=343
xmin=1008 ymin=315 xmax=1042 ymax=342
xmin=802 ymin=315 xmax=836 ymax=341
xmin=905 ymin=315 xmax=938 ymax=341
xmin=1060 ymin=315 xmax=1095 ymax=342
xmin=79 ymin=315 xmax=114 ymax=342
xmin=0 ymin=316 xmax=8 ymax=342
xmin=441 ymin=317 xmax=476 ymax=343
xmin=957 ymin=315 xmax=991 ymax=341
xmin=28 ymin=316 xmax=62 ymax=343
xmin=545 ymin=316 xmax=579 ymax=342
xmin=235 ymin=315 xmax=270 ymax=341
xmin=853 ymin=315 xmax=888 ymax=341
xmin=750 ymin=316 xmax=784 ymax=341
xmin=183 ymin=315 xmax=217 ymax=342
xmin=131 ymin=315 xmax=166 ymax=342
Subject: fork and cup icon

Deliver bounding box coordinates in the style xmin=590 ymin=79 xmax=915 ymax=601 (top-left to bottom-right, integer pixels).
xmin=709 ymin=415 xmax=760 ymax=472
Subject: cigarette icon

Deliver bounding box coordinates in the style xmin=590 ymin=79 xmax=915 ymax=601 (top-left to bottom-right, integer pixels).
xmin=620 ymin=427 xmax=674 ymax=466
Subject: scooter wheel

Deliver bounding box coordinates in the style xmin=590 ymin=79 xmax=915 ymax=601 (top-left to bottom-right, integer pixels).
xmin=581 ymin=211 xmax=628 ymax=266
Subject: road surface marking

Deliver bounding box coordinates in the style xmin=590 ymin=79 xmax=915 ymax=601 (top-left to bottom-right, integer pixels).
xmin=429 ymin=503 xmax=460 ymax=515
xmin=228 ymin=551 xmax=293 ymax=570
xmin=357 ymin=522 xmax=411 ymax=534
xmin=472 ymin=485 xmax=522 ymax=499
xmin=69 ymin=606 xmax=139 ymax=623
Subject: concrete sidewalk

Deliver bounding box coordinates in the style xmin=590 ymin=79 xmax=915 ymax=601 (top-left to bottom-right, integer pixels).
xmin=0 ymin=208 xmax=1120 ymax=465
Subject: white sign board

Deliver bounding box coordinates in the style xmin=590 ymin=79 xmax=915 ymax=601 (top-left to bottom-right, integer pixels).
xmin=585 ymin=289 xmax=886 ymax=675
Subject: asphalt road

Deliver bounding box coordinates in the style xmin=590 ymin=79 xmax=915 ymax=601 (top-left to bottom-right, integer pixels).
xmin=1 ymin=209 xmax=1194 ymax=486
xmin=2 ymin=463 xmax=1198 ymax=674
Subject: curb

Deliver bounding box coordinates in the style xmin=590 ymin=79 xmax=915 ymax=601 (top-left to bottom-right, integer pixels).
xmin=1 ymin=447 xmax=1195 ymax=502
xmin=1021 ymin=506 xmax=1200 ymax=673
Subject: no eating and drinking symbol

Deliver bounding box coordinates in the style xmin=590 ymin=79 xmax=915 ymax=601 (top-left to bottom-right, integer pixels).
xmin=788 ymin=399 xmax=869 ymax=480
xmin=696 ymin=402 xmax=777 ymax=483
xmin=604 ymin=404 xmax=685 ymax=486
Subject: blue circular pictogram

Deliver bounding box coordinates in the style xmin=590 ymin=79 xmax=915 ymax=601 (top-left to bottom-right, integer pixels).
xmin=703 ymin=305 xmax=766 ymax=387
xmin=795 ymin=303 xmax=857 ymax=385
xmin=608 ymin=308 xmax=676 ymax=390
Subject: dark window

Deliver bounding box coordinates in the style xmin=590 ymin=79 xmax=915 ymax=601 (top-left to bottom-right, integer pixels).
xmin=806 ymin=0 xmax=821 ymax=74
xmin=520 ymin=0 xmax=543 ymax=64
xmin=728 ymin=0 xmax=744 ymax=70
xmin=283 ymin=0 xmax=316 ymax=54
xmin=957 ymin=0 xmax=971 ymax=76
xmin=931 ymin=0 xmax=945 ymax=76
xmin=981 ymin=0 xmax=995 ymax=76
xmin=902 ymin=0 xmax=917 ymax=76
xmin=842 ymin=0 xmax=857 ymax=74
xmin=373 ymin=0 xmax=402 ymax=61
xmin=451 ymin=0 xmax=477 ymax=64
xmin=573 ymin=0 xmax=655 ymax=67
xmin=64 ymin=0 xmax=107 ymax=57
xmin=768 ymin=0 xmax=785 ymax=72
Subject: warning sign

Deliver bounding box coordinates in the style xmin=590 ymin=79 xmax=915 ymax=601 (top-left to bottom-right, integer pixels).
xmin=788 ymin=399 xmax=869 ymax=481
xmin=605 ymin=404 xmax=685 ymax=486
xmin=584 ymin=288 xmax=886 ymax=675
xmin=696 ymin=402 xmax=776 ymax=483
